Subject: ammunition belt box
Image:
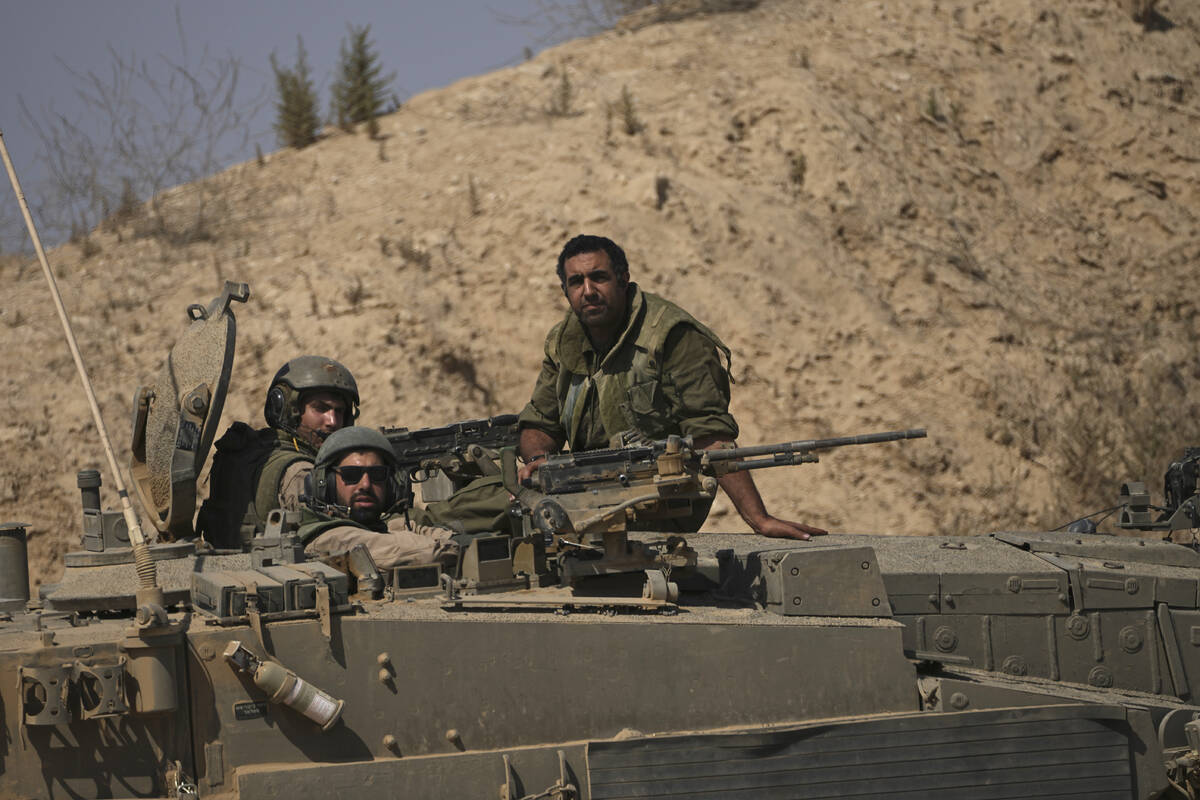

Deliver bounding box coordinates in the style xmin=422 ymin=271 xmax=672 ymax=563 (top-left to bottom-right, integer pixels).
xmin=191 ymin=562 xmax=349 ymax=618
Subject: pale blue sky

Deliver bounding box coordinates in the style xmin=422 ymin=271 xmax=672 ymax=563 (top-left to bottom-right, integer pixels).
xmin=0 ymin=0 xmax=555 ymax=249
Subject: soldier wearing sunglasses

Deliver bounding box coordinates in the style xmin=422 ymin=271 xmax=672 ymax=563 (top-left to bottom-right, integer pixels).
xmin=299 ymin=427 xmax=458 ymax=570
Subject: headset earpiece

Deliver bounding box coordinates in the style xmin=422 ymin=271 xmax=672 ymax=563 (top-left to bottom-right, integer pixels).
xmin=264 ymin=386 xmax=287 ymax=429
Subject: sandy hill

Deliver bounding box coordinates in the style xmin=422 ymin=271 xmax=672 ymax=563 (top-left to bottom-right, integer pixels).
xmin=2 ymin=0 xmax=1199 ymax=587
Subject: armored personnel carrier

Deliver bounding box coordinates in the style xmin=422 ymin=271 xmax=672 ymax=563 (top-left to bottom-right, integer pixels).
xmin=3 ymin=283 xmax=1200 ymax=799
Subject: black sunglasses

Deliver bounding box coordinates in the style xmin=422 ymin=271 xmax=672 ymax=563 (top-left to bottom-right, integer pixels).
xmin=331 ymin=465 xmax=390 ymax=485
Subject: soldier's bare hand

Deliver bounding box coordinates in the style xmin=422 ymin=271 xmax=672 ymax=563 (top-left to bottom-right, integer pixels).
xmin=517 ymin=457 xmax=546 ymax=485
xmin=753 ymin=516 xmax=828 ymax=540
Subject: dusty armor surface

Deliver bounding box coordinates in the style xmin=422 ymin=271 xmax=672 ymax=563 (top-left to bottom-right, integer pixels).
xmin=4 ymin=283 xmax=1200 ymax=799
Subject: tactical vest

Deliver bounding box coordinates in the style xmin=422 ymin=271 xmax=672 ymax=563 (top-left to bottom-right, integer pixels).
xmin=195 ymin=423 xmax=315 ymax=549
xmin=547 ymin=287 xmax=731 ymax=449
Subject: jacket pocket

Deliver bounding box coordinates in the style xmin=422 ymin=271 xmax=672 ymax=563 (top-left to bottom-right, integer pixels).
xmin=625 ymin=378 xmax=669 ymax=435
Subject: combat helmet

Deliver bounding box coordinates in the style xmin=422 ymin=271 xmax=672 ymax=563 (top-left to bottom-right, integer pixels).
xmin=264 ymin=356 xmax=360 ymax=436
xmin=309 ymin=426 xmax=410 ymax=514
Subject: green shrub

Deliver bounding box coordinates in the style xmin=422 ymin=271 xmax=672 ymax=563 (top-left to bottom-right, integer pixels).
xmin=331 ymin=24 xmax=395 ymax=135
xmin=270 ymin=37 xmax=321 ymax=149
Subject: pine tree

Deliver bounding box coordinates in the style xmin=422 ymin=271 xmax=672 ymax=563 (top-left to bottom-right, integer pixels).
xmin=330 ymin=24 xmax=395 ymax=137
xmin=270 ymin=37 xmax=321 ymax=149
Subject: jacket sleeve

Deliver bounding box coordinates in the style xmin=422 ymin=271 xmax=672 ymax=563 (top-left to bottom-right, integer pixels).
xmin=517 ymin=327 xmax=568 ymax=441
xmin=659 ymin=325 xmax=739 ymax=441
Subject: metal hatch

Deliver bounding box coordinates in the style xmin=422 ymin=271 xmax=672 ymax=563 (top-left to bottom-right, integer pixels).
xmin=129 ymin=281 xmax=249 ymax=540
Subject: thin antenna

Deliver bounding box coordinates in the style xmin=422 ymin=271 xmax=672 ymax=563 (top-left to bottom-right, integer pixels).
xmin=0 ymin=128 xmax=161 ymax=600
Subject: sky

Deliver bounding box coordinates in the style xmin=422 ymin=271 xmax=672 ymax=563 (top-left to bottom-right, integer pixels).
xmin=0 ymin=0 xmax=558 ymax=250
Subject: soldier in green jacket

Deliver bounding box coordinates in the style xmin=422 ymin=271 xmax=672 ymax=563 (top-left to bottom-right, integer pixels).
xmin=516 ymin=234 xmax=825 ymax=540
xmin=424 ymin=235 xmax=824 ymax=541
xmin=196 ymin=356 xmax=360 ymax=548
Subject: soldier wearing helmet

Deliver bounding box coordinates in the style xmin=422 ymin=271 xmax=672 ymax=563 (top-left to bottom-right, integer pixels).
xmin=263 ymin=355 xmax=360 ymax=447
xmin=298 ymin=427 xmax=457 ymax=570
xmin=196 ymin=356 xmax=360 ymax=548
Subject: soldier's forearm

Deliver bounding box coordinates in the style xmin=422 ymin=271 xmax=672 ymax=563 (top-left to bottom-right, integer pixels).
xmin=717 ymin=467 xmax=771 ymax=530
xmin=518 ymin=427 xmax=561 ymax=461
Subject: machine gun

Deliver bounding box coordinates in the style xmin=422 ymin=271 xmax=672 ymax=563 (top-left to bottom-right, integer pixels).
xmin=520 ymin=428 xmax=928 ymax=534
xmin=381 ymin=413 xmax=520 ymax=502
xmin=499 ymin=428 xmax=927 ymax=592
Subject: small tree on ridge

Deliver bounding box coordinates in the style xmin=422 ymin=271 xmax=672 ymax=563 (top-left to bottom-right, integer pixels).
xmin=330 ymin=23 xmax=395 ymax=138
xmin=270 ymin=36 xmax=321 ymax=149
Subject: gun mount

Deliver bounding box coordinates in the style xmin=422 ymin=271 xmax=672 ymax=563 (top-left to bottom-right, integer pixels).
xmin=7 ymin=284 xmax=1200 ymax=799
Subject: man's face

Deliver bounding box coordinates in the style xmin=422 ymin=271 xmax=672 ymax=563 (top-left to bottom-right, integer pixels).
xmin=332 ymin=450 xmax=388 ymax=523
xmin=562 ymin=250 xmax=628 ymax=336
xmin=296 ymin=390 xmax=347 ymax=446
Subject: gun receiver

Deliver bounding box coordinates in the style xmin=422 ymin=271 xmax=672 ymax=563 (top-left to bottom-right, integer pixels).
xmin=381 ymin=414 xmax=519 ymax=502
xmin=526 ymin=427 xmax=927 ymax=534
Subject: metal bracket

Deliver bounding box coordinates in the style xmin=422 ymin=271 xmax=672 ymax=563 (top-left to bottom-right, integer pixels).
xmin=500 ymin=751 xmax=577 ymax=800
xmin=74 ymin=658 xmax=129 ymax=719
xmin=316 ymin=582 xmax=332 ymax=641
xmin=19 ymin=664 xmax=71 ymax=726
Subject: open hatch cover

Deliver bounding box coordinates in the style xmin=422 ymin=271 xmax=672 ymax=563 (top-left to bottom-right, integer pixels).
xmin=130 ymin=281 xmax=249 ymax=540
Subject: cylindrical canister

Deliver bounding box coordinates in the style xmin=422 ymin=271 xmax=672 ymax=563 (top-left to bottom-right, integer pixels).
xmin=0 ymin=523 xmax=31 ymax=608
xmin=254 ymin=661 xmax=344 ymax=730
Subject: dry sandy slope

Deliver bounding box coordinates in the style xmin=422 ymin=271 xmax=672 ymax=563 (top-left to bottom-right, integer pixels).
xmin=2 ymin=0 xmax=1198 ymax=588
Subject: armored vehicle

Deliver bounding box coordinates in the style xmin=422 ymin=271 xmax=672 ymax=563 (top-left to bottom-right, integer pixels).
xmin=3 ymin=283 xmax=1200 ymax=799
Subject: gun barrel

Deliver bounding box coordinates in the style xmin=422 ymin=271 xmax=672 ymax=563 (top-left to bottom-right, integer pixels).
xmin=707 ymin=428 xmax=927 ymax=461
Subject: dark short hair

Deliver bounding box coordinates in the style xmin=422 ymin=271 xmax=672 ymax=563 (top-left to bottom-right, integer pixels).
xmin=556 ymin=235 xmax=629 ymax=284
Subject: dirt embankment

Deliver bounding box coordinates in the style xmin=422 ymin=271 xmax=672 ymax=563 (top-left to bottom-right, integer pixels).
xmin=2 ymin=0 xmax=1198 ymax=589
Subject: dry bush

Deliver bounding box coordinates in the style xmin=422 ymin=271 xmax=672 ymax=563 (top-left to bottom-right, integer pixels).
xmin=616 ymin=85 xmax=644 ymax=135
xmin=546 ymin=69 xmax=575 ymax=117
xmin=17 ymin=9 xmax=259 ymax=247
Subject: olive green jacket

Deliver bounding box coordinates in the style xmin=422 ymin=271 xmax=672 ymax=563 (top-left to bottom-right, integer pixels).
xmin=518 ymin=285 xmax=738 ymax=451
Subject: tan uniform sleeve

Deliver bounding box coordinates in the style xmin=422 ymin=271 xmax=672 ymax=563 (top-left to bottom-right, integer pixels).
xmin=303 ymin=519 xmax=458 ymax=570
xmin=277 ymin=460 xmax=313 ymax=512
xmin=660 ymin=325 xmax=739 ymax=441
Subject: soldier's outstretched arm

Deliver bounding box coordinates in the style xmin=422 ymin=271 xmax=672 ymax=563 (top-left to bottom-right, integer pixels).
xmin=694 ymin=435 xmax=828 ymax=540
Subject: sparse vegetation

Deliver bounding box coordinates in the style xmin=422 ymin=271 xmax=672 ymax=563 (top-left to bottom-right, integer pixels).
xmin=344 ymin=276 xmax=369 ymax=309
xmin=788 ymin=152 xmax=807 ymax=189
xmin=654 ymin=176 xmax=670 ymax=210
xmin=547 ymin=68 xmax=575 ymax=117
xmin=17 ymin=9 xmax=257 ymax=247
xmin=983 ymin=326 xmax=1200 ymax=531
xmin=270 ymin=37 xmax=322 ymax=149
xmin=925 ymin=88 xmax=945 ymax=123
xmin=379 ymin=234 xmax=433 ymax=269
xmin=330 ymin=24 xmax=395 ymax=137
xmin=617 ymin=85 xmax=644 ymax=135
xmin=468 ymin=174 xmax=482 ymax=216
xmin=69 ymin=225 xmax=101 ymax=259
